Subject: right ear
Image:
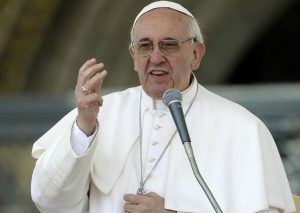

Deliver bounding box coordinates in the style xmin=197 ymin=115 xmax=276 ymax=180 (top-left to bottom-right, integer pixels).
xmin=129 ymin=45 xmax=138 ymax=72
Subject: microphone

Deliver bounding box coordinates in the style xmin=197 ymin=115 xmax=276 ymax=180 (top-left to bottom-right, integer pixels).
xmin=162 ymin=88 xmax=190 ymax=144
xmin=162 ymin=88 xmax=223 ymax=213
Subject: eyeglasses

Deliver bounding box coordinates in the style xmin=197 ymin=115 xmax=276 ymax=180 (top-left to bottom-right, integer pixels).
xmin=131 ymin=37 xmax=196 ymax=57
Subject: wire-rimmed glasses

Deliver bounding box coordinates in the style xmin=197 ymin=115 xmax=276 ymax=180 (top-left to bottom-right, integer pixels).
xmin=131 ymin=37 xmax=196 ymax=57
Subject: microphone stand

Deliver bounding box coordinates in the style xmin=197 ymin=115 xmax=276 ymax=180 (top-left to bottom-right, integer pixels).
xmin=162 ymin=89 xmax=223 ymax=212
xmin=183 ymin=141 xmax=223 ymax=213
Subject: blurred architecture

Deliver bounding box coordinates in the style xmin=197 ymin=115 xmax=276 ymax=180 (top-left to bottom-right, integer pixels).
xmin=0 ymin=0 xmax=299 ymax=212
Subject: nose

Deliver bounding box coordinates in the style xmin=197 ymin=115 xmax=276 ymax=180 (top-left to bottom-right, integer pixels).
xmin=149 ymin=43 xmax=166 ymax=65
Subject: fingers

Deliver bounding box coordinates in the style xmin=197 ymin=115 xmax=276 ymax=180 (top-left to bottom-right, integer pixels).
xmin=76 ymin=59 xmax=107 ymax=98
xmin=79 ymin=58 xmax=97 ymax=74
xmin=75 ymin=58 xmax=107 ymax=135
xmin=123 ymin=194 xmax=144 ymax=205
xmin=84 ymin=69 xmax=108 ymax=94
xmin=123 ymin=192 xmax=170 ymax=213
xmin=123 ymin=192 xmax=159 ymax=205
xmin=124 ymin=199 xmax=143 ymax=213
xmin=77 ymin=58 xmax=107 ymax=92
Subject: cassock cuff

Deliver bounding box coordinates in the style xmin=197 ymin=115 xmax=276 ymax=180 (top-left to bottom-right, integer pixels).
xmin=70 ymin=119 xmax=98 ymax=157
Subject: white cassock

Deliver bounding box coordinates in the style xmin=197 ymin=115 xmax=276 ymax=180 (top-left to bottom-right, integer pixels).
xmin=31 ymin=77 xmax=296 ymax=213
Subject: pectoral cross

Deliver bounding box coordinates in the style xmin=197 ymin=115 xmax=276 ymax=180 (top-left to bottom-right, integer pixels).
xmin=136 ymin=187 xmax=145 ymax=195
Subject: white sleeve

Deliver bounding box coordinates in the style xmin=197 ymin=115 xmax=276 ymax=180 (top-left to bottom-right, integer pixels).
xmin=70 ymin=120 xmax=96 ymax=157
xmin=31 ymin=120 xmax=99 ymax=213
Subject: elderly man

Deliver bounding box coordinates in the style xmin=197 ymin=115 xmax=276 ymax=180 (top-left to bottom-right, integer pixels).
xmin=31 ymin=1 xmax=295 ymax=212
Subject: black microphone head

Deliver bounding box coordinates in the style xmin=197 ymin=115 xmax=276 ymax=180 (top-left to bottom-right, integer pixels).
xmin=162 ymin=88 xmax=182 ymax=106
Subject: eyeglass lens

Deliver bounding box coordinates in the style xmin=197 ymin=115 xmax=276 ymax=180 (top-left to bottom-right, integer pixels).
xmin=134 ymin=38 xmax=193 ymax=56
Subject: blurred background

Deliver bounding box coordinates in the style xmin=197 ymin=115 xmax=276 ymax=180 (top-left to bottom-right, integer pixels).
xmin=0 ymin=0 xmax=299 ymax=212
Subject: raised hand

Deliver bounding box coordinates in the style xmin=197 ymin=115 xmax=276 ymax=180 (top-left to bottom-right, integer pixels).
xmin=75 ymin=58 xmax=107 ymax=135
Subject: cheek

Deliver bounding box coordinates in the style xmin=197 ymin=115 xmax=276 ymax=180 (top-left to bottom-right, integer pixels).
xmin=180 ymin=53 xmax=195 ymax=70
xmin=171 ymin=58 xmax=193 ymax=85
xmin=172 ymin=58 xmax=188 ymax=76
xmin=134 ymin=58 xmax=147 ymax=72
xmin=135 ymin=62 xmax=148 ymax=81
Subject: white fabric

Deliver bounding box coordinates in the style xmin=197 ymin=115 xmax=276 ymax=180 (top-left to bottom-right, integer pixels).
xmin=70 ymin=121 xmax=95 ymax=156
xmin=31 ymin=77 xmax=296 ymax=212
xmin=68 ymin=117 xmax=283 ymax=212
xmin=69 ymin=124 xmax=283 ymax=212
xmin=133 ymin=1 xmax=194 ymax=28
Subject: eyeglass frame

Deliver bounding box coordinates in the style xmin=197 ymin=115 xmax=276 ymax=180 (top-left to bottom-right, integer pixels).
xmin=130 ymin=37 xmax=197 ymax=57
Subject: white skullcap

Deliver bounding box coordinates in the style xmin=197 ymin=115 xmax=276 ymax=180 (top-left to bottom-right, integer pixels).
xmin=133 ymin=1 xmax=195 ymax=27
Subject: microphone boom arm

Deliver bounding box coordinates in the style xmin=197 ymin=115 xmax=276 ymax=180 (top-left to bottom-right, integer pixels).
xmin=163 ymin=89 xmax=223 ymax=213
xmin=183 ymin=142 xmax=223 ymax=213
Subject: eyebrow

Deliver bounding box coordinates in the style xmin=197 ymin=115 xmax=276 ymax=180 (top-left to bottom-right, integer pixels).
xmin=137 ymin=37 xmax=178 ymax=42
xmin=137 ymin=38 xmax=151 ymax=42
xmin=163 ymin=37 xmax=177 ymax=40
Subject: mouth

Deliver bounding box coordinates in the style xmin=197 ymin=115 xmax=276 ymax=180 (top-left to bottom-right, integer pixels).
xmin=150 ymin=70 xmax=168 ymax=76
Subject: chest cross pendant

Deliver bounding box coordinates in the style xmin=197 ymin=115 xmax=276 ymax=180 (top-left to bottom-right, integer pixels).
xmin=136 ymin=187 xmax=145 ymax=195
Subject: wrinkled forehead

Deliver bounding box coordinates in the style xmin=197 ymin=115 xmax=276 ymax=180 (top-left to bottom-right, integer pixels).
xmin=132 ymin=1 xmax=194 ymax=28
